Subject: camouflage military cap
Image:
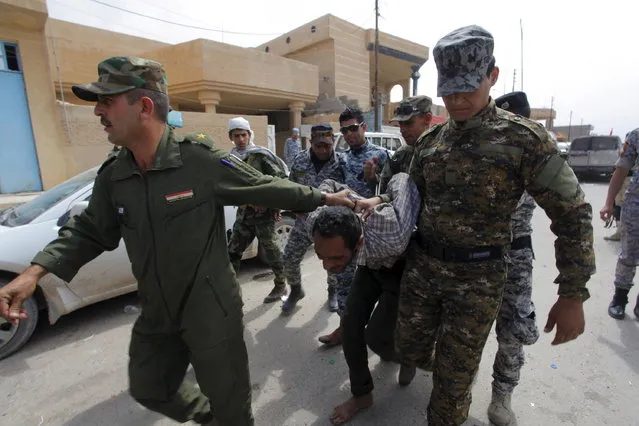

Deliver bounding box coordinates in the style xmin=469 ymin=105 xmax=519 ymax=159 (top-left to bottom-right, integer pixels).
xmin=391 ymin=95 xmax=433 ymax=122
xmin=310 ymin=122 xmax=334 ymax=144
xmin=433 ymin=25 xmax=494 ymax=97
xmin=72 ymin=56 xmax=168 ymax=102
xmin=495 ymin=91 xmax=531 ymax=118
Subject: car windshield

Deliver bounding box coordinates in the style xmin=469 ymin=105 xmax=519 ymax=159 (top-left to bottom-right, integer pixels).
xmin=591 ymin=137 xmax=620 ymax=151
xmin=0 ymin=168 xmax=97 ymax=227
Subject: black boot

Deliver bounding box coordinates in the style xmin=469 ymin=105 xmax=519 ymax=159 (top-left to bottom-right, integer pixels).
xmin=608 ymin=288 xmax=629 ymax=320
xmin=634 ymin=293 xmax=639 ymax=320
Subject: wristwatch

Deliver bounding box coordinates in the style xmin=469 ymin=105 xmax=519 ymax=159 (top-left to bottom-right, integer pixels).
xmin=320 ymin=192 xmax=328 ymax=206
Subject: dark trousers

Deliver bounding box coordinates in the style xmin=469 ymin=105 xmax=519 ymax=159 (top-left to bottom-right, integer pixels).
xmin=340 ymin=259 xmax=405 ymax=397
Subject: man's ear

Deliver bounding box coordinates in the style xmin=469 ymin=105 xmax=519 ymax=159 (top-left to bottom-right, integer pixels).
xmin=140 ymin=96 xmax=155 ymax=120
xmin=489 ymin=66 xmax=500 ymax=87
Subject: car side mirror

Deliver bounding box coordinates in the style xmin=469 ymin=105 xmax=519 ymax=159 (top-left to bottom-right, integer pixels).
xmin=57 ymin=201 xmax=89 ymax=227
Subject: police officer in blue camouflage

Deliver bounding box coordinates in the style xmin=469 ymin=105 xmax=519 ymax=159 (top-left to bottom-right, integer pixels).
xmin=601 ymin=127 xmax=639 ymax=320
xmin=281 ymin=123 xmax=347 ymax=315
xmin=314 ymin=107 xmax=390 ymax=346
xmin=489 ymin=91 xmax=540 ymax=426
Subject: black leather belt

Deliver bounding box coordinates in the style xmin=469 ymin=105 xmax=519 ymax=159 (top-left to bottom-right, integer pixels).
xmin=510 ymin=235 xmax=532 ymax=250
xmin=416 ymin=236 xmax=506 ymax=262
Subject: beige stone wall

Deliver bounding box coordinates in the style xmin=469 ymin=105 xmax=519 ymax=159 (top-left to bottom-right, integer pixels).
xmin=329 ymin=17 xmax=371 ymax=110
xmin=45 ymin=19 xmax=168 ymax=96
xmin=0 ymin=20 xmax=69 ymax=190
xmin=286 ymin=39 xmax=336 ymax=98
xmin=57 ymin=105 xmax=269 ymax=177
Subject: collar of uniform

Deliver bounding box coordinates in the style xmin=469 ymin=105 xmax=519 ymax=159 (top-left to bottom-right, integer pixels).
xmin=449 ymin=98 xmax=497 ymax=131
xmin=110 ymin=126 xmax=182 ymax=181
xmin=349 ymin=140 xmax=369 ymax=153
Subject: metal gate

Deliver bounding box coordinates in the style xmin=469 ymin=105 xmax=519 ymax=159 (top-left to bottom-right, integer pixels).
xmin=0 ymin=42 xmax=42 ymax=193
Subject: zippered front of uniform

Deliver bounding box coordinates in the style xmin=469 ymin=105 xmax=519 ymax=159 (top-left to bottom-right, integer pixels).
xmin=143 ymin=173 xmax=173 ymax=324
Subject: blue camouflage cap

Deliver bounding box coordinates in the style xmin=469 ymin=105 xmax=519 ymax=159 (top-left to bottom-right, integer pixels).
xmin=433 ymin=25 xmax=494 ymax=97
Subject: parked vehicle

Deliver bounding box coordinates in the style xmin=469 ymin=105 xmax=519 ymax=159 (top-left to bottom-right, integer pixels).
xmin=557 ymin=141 xmax=570 ymax=158
xmin=567 ymin=135 xmax=622 ymax=176
xmin=334 ymin=132 xmax=406 ymax=156
xmin=0 ymin=166 xmax=295 ymax=360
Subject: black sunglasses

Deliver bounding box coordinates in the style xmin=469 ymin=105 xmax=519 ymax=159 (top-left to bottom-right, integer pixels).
xmin=340 ymin=122 xmax=364 ymax=134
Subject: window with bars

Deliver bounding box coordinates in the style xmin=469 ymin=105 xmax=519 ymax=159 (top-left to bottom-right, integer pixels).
xmin=0 ymin=43 xmax=21 ymax=72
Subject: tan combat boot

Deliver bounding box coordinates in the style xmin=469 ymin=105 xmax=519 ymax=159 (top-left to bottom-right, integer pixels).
xmin=487 ymin=390 xmax=516 ymax=426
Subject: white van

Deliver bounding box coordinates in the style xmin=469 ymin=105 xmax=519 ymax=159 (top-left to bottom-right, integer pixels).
xmin=567 ymin=135 xmax=622 ymax=176
xmin=334 ymin=132 xmax=406 ymax=157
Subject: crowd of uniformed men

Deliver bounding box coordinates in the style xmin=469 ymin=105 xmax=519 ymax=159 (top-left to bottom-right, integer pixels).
xmin=1 ymin=24 xmax=609 ymax=426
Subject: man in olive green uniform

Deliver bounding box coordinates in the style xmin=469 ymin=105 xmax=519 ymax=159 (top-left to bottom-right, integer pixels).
xmin=226 ymin=117 xmax=289 ymax=303
xmin=0 ymin=57 xmax=353 ymax=426
xmin=396 ymin=27 xmax=595 ymax=425
xmin=378 ymin=95 xmax=433 ymax=194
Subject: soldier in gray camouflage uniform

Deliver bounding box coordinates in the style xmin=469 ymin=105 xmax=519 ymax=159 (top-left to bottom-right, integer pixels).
xmin=601 ymin=128 xmax=639 ymax=320
xmin=280 ymin=123 xmax=347 ymax=315
xmin=398 ymin=26 xmax=595 ymax=426
xmin=488 ymin=91 xmax=540 ymax=426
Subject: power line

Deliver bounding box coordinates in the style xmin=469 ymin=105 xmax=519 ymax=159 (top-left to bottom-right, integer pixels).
xmin=86 ymin=0 xmax=281 ymax=36
xmin=50 ymin=0 xmax=165 ymax=40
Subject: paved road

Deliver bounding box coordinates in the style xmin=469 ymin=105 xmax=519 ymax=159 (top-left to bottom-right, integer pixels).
xmin=0 ymin=178 xmax=637 ymax=425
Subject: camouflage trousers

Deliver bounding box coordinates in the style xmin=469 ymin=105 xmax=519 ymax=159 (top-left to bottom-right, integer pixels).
xmin=228 ymin=220 xmax=284 ymax=286
xmin=614 ymin=197 xmax=639 ymax=290
xmin=492 ymin=246 xmax=538 ymax=396
xmin=396 ymin=243 xmax=507 ymax=426
xmin=283 ymin=218 xmax=355 ymax=316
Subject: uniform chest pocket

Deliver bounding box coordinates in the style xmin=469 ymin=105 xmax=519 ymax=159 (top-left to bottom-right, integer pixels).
xmin=476 ymin=144 xmax=522 ymax=169
xmin=165 ymin=197 xmax=211 ymax=220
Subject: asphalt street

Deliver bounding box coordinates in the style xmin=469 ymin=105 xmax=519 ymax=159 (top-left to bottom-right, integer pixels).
xmin=0 ymin=177 xmax=637 ymax=426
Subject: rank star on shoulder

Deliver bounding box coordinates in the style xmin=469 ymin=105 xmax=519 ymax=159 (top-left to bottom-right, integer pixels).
xmin=196 ymin=133 xmax=207 ymax=139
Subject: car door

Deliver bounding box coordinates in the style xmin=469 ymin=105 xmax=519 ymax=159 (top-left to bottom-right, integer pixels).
xmin=568 ymin=137 xmax=591 ymax=168
xmin=61 ymin=190 xmax=137 ymax=303
xmin=589 ymin=136 xmax=621 ymax=168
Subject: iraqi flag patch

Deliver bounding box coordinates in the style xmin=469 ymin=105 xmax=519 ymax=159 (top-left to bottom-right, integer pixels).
xmin=165 ymin=190 xmax=194 ymax=203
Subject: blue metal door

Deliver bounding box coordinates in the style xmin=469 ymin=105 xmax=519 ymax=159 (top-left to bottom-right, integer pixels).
xmin=0 ymin=42 xmax=42 ymax=193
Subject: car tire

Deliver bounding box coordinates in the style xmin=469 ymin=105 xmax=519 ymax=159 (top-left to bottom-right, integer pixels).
xmin=259 ymin=216 xmax=296 ymax=264
xmin=0 ymin=279 xmax=39 ymax=360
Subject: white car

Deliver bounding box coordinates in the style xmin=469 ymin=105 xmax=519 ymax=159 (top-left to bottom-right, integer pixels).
xmin=0 ymin=167 xmax=295 ymax=360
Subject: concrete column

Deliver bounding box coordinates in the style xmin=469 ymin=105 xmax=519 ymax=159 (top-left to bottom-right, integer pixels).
xmin=401 ymin=80 xmax=411 ymax=99
xmin=289 ymin=101 xmax=305 ymax=130
xmin=197 ymin=90 xmax=222 ymax=113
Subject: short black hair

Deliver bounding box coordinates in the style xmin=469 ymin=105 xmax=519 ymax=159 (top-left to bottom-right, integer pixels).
xmin=126 ymin=88 xmax=169 ymax=123
xmin=312 ymin=206 xmax=362 ymax=251
xmin=339 ymin=107 xmax=364 ymax=125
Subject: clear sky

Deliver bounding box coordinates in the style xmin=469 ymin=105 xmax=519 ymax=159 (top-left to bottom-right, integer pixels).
xmin=47 ymin=0 xmax=638 ymax=137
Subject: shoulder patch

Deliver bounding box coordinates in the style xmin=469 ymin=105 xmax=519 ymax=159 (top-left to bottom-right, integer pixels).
xmin=416 ymin=122 xmax=445 ymax=146
xmin=97 ymin=152 xmax=118 ymax=175
xmin=182 ymin=132 xmax=215 ymax=149
xmin=501 ymin=111 xmax=547 ymax=142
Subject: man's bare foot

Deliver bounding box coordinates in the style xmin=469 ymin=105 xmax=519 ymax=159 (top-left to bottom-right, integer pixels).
xmin=329 ymin=393 xmax=373 ymax=425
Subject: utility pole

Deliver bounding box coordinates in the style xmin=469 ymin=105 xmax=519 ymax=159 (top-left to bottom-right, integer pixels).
xmin=520 ymin=19 xmax=524 ymax=91
xmin=374 ymin=0 xmax=380 ymax=132
xmin=548 ymin=96 xmax=554 ymax=130
xmin=568 ymin=110 xmax=573 ymax=140
xmin=512 ymin=69 xmax=517 ymax=92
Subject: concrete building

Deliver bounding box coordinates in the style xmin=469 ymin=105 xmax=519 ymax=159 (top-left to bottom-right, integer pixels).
xmin=0 ymin=1 xmax=428 ymax=193
xmin=551 ymin=124 xmax=594 ymax=141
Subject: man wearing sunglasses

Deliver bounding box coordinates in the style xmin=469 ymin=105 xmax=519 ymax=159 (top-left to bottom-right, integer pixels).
xmin=316 ymin=107 xmax=391 ymax=346
xmin=379 ymin=95 xmax=433 ymax=193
